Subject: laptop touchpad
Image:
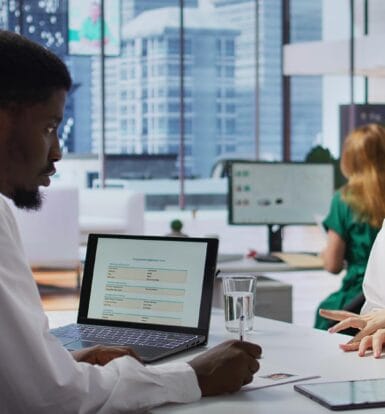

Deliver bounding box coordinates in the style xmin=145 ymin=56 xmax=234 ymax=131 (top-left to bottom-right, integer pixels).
xmin=66 ymin=339 xmax=110 ymax=350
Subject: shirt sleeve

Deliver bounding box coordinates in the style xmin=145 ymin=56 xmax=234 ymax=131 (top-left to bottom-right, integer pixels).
xmin=0 ymin=197 xmax=201 ymax=413
xmin=3 ymin=333 xmax=201 ymax=413
xmin=361 ymin=220 xmax=385 ymax=313
xmin=322 ymin=191 xmax=348 ymax=239
xmin=70 ymin=357 xmax=201 ymax=413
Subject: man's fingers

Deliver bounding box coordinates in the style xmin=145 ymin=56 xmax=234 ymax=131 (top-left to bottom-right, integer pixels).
xmin=242 ymin=373 xmax=254 ymax=386
xmin=233 ymin=341 xmax=262 ymax=358
xmin=248 ymin=358 xmax=259 ymax=374
xmin=118 ymin=346 xmax=143 ymax=363
xmin=188 ymin=340 xmax=262 ymax=396
xmin=102 ymin=346 xmax=143 ymax=364
xmin=126 ymin=348 xmax=142 ymax=360
xmin=319 ymin=309 xmax=356 ymax=321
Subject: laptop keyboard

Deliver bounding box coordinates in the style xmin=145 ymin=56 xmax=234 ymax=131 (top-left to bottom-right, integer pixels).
xmin=51 ymin=324 xmax=199 ymax=349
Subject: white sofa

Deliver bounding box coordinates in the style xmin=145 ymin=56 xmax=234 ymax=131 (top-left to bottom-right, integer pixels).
xmin=8 ymin=186 xmax=80 ymax=270
xmin=79 ymin=189 xmax=145 ymax=244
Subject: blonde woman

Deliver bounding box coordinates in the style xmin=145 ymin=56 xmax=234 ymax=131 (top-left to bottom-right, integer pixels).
xmin=315 ymin=123 xmax=385 ymax=330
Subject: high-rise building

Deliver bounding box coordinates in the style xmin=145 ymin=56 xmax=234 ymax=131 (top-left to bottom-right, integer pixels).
xmin=211 ymin=0 xmax=322 ymax=161
xmin=122 ymin=0 xmax=198 ymax=21
xmin=210 ymin=0 xmax=258 ymax=159
xmin=91 ymin=6 xmax=238 ymax=177
xmin=66 ymin=56 xmax=93 ymax=153
xmin=2 ymin=0 xmax=322 ymax=168
xmin=0 ymin=0 xmax=8 ymax=28
xmin=289 ymin=0 xmax=322 ymax=160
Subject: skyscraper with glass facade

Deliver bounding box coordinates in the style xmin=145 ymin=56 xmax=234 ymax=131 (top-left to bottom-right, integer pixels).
xmin=92 ymin=7 xmax=238 ymax=177
xmin=0 ymin=0 xmax=7 ymax=28
xmin=122 ymin=0 xmax=198 ymax=21
xmin=290 ymin=0 xmax=322 ymax=160
xmin=2 ymin=0 xmax=322 ymax=176
xmin=211 ymin=0 xmax=322 ymax=161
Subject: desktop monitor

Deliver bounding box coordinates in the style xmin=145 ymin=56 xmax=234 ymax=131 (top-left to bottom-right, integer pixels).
xmin=228 ymin=161 xmax=334 ymax=252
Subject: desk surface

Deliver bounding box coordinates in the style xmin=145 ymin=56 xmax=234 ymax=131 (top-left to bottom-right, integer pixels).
xmin=217 ymin=253 xmax=324 ymax=273
xmin=47 ymin=309 xmax=385 ymax=413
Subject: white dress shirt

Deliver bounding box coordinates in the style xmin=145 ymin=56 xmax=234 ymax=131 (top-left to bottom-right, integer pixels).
xmin=0 ymin=196 xmax=201 ymax=413
xmin=361 ymin=219 xmax=385 ymax=314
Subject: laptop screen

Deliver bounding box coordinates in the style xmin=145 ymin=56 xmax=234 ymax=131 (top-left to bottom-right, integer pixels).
xmin=78 ymin=234 xmax=218 ymax=333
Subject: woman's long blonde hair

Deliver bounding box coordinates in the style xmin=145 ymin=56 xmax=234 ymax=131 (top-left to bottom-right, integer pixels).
xmin=341 ymin=123 xmax=385 ymax=228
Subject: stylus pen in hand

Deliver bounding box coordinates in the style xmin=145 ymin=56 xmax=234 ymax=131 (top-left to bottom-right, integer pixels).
xmin=239 ymin=314 xmax=245 ymax=342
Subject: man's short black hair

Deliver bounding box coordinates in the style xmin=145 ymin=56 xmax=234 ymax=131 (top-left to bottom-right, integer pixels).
xmin=0 ymin=30 xmax=72 ymax=107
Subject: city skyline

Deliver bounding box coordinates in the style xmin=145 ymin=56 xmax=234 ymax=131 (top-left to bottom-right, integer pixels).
xmin=2 ymin=0 xmax=323 ymax=178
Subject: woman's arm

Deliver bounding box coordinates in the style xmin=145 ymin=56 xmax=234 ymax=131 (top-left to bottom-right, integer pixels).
xmin=321 ymin=229 xmax=346 ymax=274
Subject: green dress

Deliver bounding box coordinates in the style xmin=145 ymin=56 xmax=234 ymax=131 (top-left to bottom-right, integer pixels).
xmin=314 ymin=191 xmax=379 ymax=330
xmin=80 ymin=18 xmax=112 ymax=43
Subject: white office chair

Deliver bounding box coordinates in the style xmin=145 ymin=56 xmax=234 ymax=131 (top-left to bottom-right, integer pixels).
xmin=8 ymin=186 xmax=81 ymax=288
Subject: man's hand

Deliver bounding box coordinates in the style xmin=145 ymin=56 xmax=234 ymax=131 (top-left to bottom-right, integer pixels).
xmin=319 ymin=308 xmax=385 ymax=357
xmin=71 ymin=344 xmax=143 ymax=366
xmin=188 ymin=340 xmax=262 ymax=396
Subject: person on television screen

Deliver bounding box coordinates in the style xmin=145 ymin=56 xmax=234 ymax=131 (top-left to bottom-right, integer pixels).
xmin=79 ymin=1 xmax=113 ymax=51
xmin=0 ymin=30 xmax=261 ymax=412
xmin=314 ymin=123 xmax=385 ymax=331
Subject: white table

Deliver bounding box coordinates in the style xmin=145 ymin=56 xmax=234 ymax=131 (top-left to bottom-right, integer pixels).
xmin=218 ymin=258 xmax=294 ymax=273
xmin=217 ymin=254 xmax=324 ymax=274
xmin=216 ymin=256 xmax=341 ymax=327
xmin=46 ymin=309 xmax=385 ymax=413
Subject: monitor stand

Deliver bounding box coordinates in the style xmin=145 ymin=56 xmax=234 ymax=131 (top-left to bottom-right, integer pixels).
xmin=268 ymin=224 xmax=283 ymax=253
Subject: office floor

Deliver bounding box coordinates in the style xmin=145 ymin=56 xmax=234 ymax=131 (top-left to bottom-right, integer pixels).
xmin=34 ymin=269 xmax=80 ymax=311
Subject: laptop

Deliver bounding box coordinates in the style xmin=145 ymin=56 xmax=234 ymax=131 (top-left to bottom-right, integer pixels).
xmin=50 ymin=234 xmax=218 ymax=363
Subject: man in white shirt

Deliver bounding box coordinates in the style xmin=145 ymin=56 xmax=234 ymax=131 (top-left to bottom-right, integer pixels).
xmin=0 ymin=30 xmax=262 ymax=413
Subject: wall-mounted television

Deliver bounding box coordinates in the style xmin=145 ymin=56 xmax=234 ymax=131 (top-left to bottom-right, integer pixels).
xmin=68 ymin=0 xmax=121 ymax=56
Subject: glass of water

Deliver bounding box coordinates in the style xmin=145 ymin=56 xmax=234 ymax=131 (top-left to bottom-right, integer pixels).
xmin=222 ymin=275 xmax=257 ymax=333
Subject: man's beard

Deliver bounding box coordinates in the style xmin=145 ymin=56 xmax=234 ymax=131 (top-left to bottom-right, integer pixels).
xmin=12 ymin=188 xmax=43 ymax=210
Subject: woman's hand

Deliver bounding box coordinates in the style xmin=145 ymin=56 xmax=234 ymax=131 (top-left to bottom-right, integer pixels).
xmin=319 ymin=308 xmax=385 ymax=357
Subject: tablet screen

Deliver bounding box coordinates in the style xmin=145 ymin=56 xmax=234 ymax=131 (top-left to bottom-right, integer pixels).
xmin=294 ymin=379 xmax=385 ymax=411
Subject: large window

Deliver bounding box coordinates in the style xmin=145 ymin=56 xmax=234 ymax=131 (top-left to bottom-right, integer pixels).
xmin=8 ymin=1 xmax=371 ymax=209
xmin=289 ymin=0 xmax=322 ymax=160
